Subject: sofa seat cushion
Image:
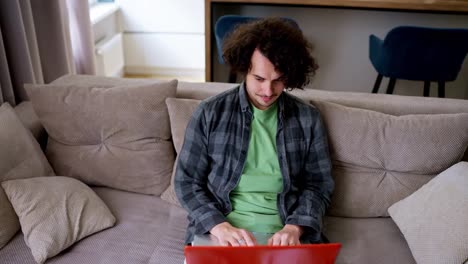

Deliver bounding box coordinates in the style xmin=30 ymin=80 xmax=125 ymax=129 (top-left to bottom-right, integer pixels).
xmin=323 ymin=216 xmax=415 ymax=264
xmin=0 ymin=187 xmax=188 ymax=264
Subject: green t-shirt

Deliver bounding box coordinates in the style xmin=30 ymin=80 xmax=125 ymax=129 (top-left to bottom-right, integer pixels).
xmin=226 ymin=102 xmax=283 ymax=233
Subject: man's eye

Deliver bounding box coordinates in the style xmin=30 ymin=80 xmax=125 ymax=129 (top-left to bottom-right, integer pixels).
xmin=255 ymin=77 xmax=263 ymax=81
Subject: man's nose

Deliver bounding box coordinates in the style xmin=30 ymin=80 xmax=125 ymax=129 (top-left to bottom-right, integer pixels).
xmin=262 ymin=82 xmax=273 ymax=96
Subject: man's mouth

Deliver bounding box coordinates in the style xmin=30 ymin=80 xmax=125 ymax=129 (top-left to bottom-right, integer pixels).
xmin=259 ymin=95 xmax=274 ymax=103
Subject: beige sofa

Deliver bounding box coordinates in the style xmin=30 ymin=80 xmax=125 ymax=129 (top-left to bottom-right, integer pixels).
xmin=1 ymin=74 xmax=468 ymax=264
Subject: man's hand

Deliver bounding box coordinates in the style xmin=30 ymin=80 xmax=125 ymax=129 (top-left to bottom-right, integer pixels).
xmin=210 ymin=222 xmax=257 ymax=246
xmin=267 ymin=224 xmax=303 ymax=246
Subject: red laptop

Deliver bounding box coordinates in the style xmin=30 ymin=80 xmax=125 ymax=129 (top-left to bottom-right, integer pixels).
xmin=185 ymin=234 xmax=341 ymax=264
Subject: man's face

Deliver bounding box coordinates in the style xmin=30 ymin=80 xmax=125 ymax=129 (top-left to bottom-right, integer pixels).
xmin=245 ymin=49 xmax=285 ymax=110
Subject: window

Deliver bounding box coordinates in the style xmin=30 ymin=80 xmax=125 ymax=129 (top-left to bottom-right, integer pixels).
xmin=88 ymin=0 xmax=97 ymax=7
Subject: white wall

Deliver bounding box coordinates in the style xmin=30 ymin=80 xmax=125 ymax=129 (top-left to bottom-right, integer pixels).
xmin=118 ymin=0 xmax=203 ymax=33
xmin=118 ymin=1 xmax=468 ymax=99
xmin=118 ymin=0 xmax=205 ymax=79
xmin=91 ymin=5 xmax=120 ymax=43
xmin=212 ymin=5 xmax=468 ymax=99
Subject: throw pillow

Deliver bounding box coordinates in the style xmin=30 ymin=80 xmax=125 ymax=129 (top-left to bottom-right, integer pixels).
xmin=2 ymin=176 xmax=116 ymax=264
xmin=311 ymin=100 xmax=468 ymax=217
xmin=0 ymin=103 xmax=55 ymax=249
xmin=160 ymin=98 xmax=200 ymax=206
xmin=388 ymin=162 xmax=468 ymax=264
xmin=25 ymin=80 xmax=178 ymax=195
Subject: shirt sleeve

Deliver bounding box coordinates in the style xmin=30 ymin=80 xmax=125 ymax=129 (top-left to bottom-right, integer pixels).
xmin=174 ymin=103 xmax=226 ymax=235
xmin=285 ymin=111 xmax=334 ymax=240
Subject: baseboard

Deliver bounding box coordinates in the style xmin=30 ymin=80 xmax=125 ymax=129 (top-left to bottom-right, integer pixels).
xmin=96 ymin=67 xmax=124 ymax=78
xmin=124 ymin=66 xmax=205 ymax=81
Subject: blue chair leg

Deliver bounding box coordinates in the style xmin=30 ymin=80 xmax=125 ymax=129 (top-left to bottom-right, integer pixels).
xmin=438 ymin=81 xmax=445 ymax=98
xmin=423 ymin=81 xmax=430 ymax=97
xmin=372 ymin=74 xmax=383 ymax=93
xmin=386 ymin=78 xmax=396 ymax=94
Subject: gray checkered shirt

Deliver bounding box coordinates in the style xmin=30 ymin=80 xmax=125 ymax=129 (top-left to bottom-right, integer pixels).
xmin=174 ymin=83 xmax=334 ymax=244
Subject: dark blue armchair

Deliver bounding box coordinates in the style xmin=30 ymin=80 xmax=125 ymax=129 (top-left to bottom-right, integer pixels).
xmin=369 ymin=26 xmax=468 ymax=97
xmin=214 ymin=15 xmax=258 ymax=83
xmin=214 ymin=15 xmax=299 ymax=83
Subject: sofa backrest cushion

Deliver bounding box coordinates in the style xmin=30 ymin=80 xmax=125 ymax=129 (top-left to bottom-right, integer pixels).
xmin=166 ymin=98 xmax=202 ymax=153
xmin=0 ymin=103 xmax=55 ymax=249
xmin=161 ymin=98 xmax=201 ymax=206
xmin=48 ymin=75 xmax=468 ymax=190
xmin=176 ymin=80 xmax=468 ymax=161
xmin=312 ymin=100 xmax=468 ymax=217
xmin=25 ymin=80 xmax=177 ymax=195
xmin=13 ymin=101 xmax=45 ymax=144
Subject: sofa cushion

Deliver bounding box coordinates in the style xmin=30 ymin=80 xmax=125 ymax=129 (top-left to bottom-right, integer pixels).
xmin=161 ymin=98 xmax=201 ymax=206
xmin=324 ymin=216 xmax=415 ymax=264
xmin=312 ymin=100 xmax=468 ymax=217
xmin=165 ymin=98 xmax=201 ymax=153
xmin=50 ymin=75 xmax=468 ymax=162
xmin=0 ymin=103 xmax=55 ymax=249
xmin=388 ymin=162 xmax=468 ymax=264
xmin=25 ymin=80 xmax=177 ymax=195
xmin=2 ymin=177 xmax=116 ymax=264
xmin=0 ymin=187 xmax=188 ymax=264
xmin=13 ymin=101 xmax=44 ymax=142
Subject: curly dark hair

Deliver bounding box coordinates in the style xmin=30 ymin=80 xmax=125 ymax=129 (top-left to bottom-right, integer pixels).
xmin=222 ymin=17 xmax=318 ymax=89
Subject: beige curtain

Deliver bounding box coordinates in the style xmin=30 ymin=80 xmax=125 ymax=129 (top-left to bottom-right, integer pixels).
xmin=66 ymin=0 xmax=96 ymax=76
xmin=0 ymin=0 xmax=96 ymax=106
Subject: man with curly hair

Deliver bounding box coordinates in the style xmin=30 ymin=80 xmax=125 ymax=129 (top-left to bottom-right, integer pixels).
xmin=175 ymin=17 xmax=334 ymax=247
